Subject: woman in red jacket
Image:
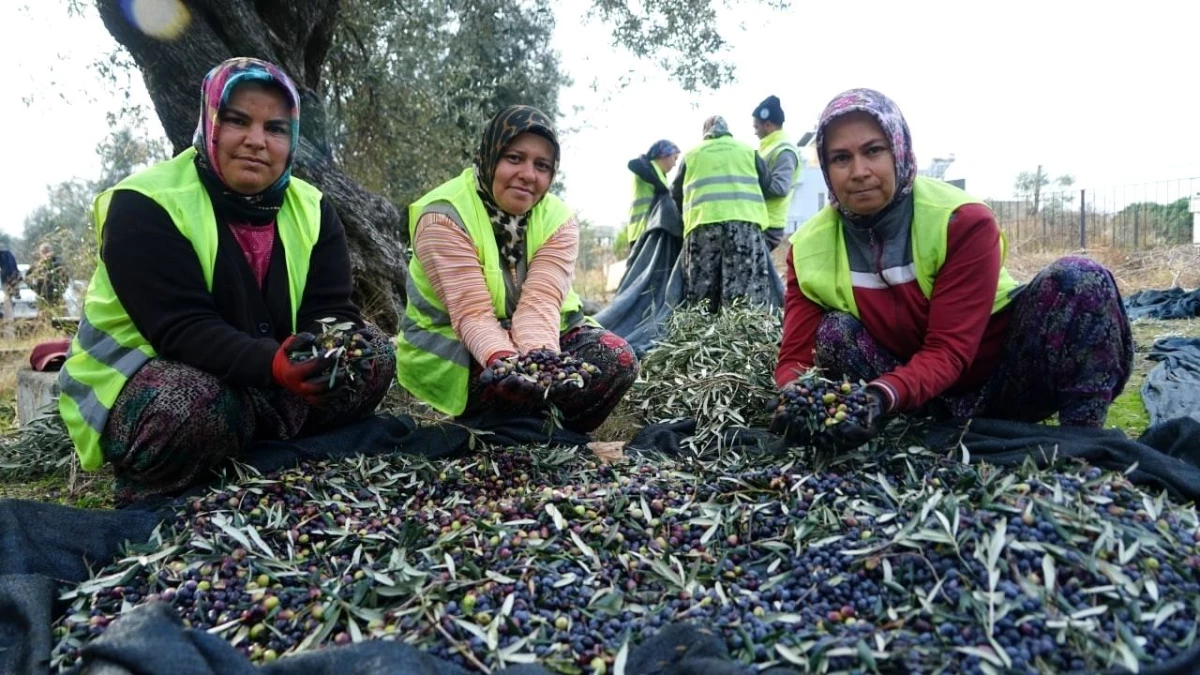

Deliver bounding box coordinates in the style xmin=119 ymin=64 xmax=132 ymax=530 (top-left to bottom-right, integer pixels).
xmin=774 ymin=88 xmax=1132 ymax=448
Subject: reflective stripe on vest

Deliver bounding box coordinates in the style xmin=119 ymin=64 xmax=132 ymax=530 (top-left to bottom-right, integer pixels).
xmin=397 ymin=167 xmax=587 ymax=416
xmin=59 ymin=312 xmax=155 ymax=434
xmin=58 ymin=147 xmax=323 ymax=471
xmin=759 ymin=130 xmax=799 ymax=231
xmin=681 ymin=136 xmax=767 ymax=236
xmin=790 ymin=175 xmax=1021 ymax=318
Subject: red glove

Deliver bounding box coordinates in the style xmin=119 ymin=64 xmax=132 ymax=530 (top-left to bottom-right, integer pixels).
xmin=272 ymin=333 xmax=336 ymax=405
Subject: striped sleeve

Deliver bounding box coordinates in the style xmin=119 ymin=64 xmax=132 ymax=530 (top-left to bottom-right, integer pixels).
xmin=512 ymin=218 xmax=579 ymax=353
xmin=413 ymin=212 xmax=517 ymax=366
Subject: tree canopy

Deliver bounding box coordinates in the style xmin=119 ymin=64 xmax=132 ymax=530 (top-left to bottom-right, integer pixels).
xmin=323 ymin=0 xmax=568 ymax=214
xmin=34 ymin=0 xmax=786 ymax=329
xmin=20 ymin=107 xmax=167 ymax=278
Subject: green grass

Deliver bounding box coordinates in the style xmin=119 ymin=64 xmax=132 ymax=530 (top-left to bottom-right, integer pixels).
xmin=0 ymin=470 xmax=114 ymax=508
xmin=1106 ymin=389 xmax=1150 ymax=437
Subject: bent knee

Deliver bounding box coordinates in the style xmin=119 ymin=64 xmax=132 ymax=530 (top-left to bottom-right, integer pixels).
xmin=114 ymin=360 xmax=247 ymax=436
xmin=815 ymin=311 xmax=862 ymax=343
xmin=1040 ymin=256 xmax=1117 ymax=294
xmin=600 ymin=331 xmax=640 ymax=376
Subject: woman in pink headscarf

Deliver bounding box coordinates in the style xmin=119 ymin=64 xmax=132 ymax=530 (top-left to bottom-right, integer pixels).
xmin=773 ymin=88 xmax=1132 ymax=449
xmin=58 ymin=57 xmax=395 ymax=504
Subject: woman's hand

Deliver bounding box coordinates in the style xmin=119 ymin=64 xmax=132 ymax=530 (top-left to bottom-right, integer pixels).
xmin=767 ymin=381 xmax=816 ymax=446
xmin=271 ymin=333 xmax=337 ymax=405
xmin=767 ymin=378 xmax=887 ymax=450
xmin=479 ymin=352 xmax=543 ymax=404
xmin=826 ymin=385 xmax=887 ymax=450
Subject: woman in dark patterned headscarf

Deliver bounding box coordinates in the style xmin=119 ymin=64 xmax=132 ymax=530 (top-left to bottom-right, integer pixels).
xmin=60 ymin=57 xmax=396 ymax=506
xmin=472 ymin=105 xmax=561 ymax=270
xmin=398 ymin=105 xmax=639 ymax=433
xmin=772 ymin=88 xmax=1132 ymax=450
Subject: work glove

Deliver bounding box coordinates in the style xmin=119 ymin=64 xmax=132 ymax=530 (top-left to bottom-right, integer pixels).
xmin=767 ymin=385 xmax=816 ymax=446
xmin=478 ymin=352 xmax=543 ymax=405
xmin=826 ymin=384 xmax=888 ymax=450
xmin=272 ymin=333 xmax=337 ymax=406
xmin=627 ymin=419 xmax=698 ymax=457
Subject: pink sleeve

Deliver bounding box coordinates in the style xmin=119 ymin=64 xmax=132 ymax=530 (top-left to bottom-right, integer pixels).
xmin=413 ymin=213 xmax=517 ymax=365
xmin=511 ymin=218 xmax=579 ymax=353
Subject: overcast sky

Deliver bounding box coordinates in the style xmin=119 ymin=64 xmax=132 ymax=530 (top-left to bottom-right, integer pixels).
xmin=4 ymin=0 xmax=1200 ymax=239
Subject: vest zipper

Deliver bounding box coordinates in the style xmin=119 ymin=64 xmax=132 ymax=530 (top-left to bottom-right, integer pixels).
xmin=870 ymin=229 xmax=886 ymax=286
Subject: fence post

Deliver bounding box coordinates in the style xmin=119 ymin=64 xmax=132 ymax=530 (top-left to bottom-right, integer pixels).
xmin=1133 ymin=208 xmax=1139 ymax=250
xmin=1079 ymin=189 xmax=1086 ymax=250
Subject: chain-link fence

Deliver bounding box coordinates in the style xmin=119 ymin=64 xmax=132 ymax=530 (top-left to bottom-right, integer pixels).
xmin=986 ymin=178 xmax=1199 ymax=252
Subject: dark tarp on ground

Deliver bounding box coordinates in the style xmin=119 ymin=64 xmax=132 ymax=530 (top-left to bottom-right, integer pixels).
xmin=71 ymin=603 xmax=798 ymax=675
xmin=8 ymin=413 xmax=1200 ymax=674
xmin=592 ymin=192 xmax=686 ymax=357
xmin=921 ymin=416 xmax=1200 ymax=503
xmin=1124 ymin=287 xmax=1200 ymax=321
xmin=1142 ymin=337 xmax=1200 ymax=426
xmin=0 ymin=412 xmax=589 ymax=675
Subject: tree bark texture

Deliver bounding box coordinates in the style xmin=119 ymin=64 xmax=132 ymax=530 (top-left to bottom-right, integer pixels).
xmin=95 ymin=0 xmax=407 ymax=331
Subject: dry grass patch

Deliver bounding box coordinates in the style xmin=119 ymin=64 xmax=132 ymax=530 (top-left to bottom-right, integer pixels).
xmin=1005 ymin=244 xmax=1200 ymax=295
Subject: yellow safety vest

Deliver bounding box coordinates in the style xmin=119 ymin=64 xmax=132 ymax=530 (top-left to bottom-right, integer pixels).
xmin=758 ymin=129 xmax=799 ymax=231
xmin=59 ymin=147 xmax=322 ymax=471
xmin=681 ymin=135 xmax=768 ymax=236
xmin=396 ymin=167 xmax=587 ymax=416
xmin=790 ymin=176 xmax=1021 ymax=318
xmin=624 ymin=162 xmax=668 ymax=245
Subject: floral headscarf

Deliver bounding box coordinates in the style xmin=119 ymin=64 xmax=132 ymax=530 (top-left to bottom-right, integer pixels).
xmin=702 ymin=116 xmax=730 ymax=139
xmin=192 ymin=57 xmax=301 ymax=219
xmin=814 ymin=88 xmax=917 ymax=224
xmin=474 ymin=105 xmax=560 ymax=269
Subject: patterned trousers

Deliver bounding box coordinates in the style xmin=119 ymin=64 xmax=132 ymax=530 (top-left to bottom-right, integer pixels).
xmin=682 ymin=220 xmax=782 ymax=313
xmin=813 ymin=257 xmax=1134 ymax=427
xmin=100 ymin=324 xmax=396 ymax=504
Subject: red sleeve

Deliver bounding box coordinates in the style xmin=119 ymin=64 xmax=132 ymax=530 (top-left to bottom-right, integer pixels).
xmin=874 ymin=203 xmax=1003 ymax=410
xmin=774 ymin=247 xmax=826 ymax=388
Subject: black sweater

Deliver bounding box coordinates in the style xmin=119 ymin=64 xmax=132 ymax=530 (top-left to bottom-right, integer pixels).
xmin=101 ymin=190 xmax=362 ymax=389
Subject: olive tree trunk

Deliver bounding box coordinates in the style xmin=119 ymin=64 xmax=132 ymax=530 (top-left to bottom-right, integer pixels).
xmin=95 ymin=0 xmax=407 ymax=331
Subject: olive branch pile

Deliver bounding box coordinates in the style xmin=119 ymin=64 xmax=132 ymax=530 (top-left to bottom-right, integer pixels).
xmin=631 ymin=300 xmax=782 ymax=450
xmin=287 ymin=318 xmax=379 ymax=390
